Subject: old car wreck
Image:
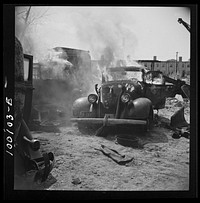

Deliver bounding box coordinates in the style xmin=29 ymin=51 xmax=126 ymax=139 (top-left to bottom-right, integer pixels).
xmin=29 ymin=47 xmax=91 ymax=132
xmin=71 ymin=65 xmax=190 ymax=139
xmin=14 ymin=37 xmax=55 ymax=189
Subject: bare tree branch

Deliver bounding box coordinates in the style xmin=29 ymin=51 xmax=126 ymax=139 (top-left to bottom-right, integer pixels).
xmin=16 ymin=6 xmax=50 ymax=42
xmin=25 ymin=6 xmax=31 ymax=24
xmin=16 ymin=9 xmax=27 ymax=16
xmin=23 ymin=7 xmax=50 ymax=26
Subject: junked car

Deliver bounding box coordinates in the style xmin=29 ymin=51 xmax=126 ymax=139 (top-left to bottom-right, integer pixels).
xmin=70 ymin=65 xmax=189 ymax=134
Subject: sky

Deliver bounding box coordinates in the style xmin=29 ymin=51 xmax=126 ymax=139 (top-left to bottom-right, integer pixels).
xmin=15 ymin=6 xmax=191 ymax=62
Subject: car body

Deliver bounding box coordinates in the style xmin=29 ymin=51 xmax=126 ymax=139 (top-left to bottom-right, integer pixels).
xmin=14 ymin=38 xmax=55 ymax=186
xmin=70 ymin=65 xmax=183 ymax=133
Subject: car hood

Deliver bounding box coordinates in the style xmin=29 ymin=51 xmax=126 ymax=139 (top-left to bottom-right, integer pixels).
xmin=101 ymin=80 xmax=142 ymax=94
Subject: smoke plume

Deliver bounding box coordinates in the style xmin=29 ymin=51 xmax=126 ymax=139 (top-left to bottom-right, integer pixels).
xmin=15 ymin=7 xmax=139 ymax=61
xmin=15 ymin=6 xmax=142 ymax=125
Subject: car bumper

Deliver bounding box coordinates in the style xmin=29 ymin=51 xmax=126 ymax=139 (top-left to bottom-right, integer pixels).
xmin=70 ymin=117 xmax=147 ymax=126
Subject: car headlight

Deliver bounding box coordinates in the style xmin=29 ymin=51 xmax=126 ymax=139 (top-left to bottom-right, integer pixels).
xmin=121 ymin=93 xmax=130 ymax=103
xmin=88 ymin=94 xmax=98 ymax=104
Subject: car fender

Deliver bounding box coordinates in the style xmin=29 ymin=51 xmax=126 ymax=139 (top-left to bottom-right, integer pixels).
xmin=72 ymin=97 xmax=91 ymax=117
xmin=122 ymin=97 xmax=152 ymax=119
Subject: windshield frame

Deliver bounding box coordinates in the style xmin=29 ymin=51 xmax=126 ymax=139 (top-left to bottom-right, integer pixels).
xmin=103 ymin=66 xmax=147 ymax=83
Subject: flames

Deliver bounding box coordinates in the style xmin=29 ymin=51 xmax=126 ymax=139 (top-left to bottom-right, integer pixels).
xmin=34 ymin=45 xmax=144 ymax=95
xmin=92 ymin=49 xmax=144 ymax=85
xmin=15 ymin=7 xmax=143 ymax=95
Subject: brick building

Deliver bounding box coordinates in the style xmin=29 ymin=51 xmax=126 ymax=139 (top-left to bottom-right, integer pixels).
xmin=137 ymin=56 xmax=190 ymax=78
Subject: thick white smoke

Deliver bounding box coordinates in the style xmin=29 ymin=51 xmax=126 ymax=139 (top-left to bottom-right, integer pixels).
xmin=15 ymin=6 xmax=144 ymax=124
xmin=15 ymin=6 xmax=139 ymax=62
xmin=15 ymin=6 xmax=143 ymax=92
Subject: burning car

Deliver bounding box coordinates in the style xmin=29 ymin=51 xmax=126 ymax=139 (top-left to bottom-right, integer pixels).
xmin=71 ymin=65 xmax=190 ymax=135
xmin=69 ymin=66 xmax=162 ymax=133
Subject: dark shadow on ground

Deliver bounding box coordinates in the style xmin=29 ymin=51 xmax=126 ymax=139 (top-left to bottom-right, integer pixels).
xmin=98 ymin=115 xmax=172 ymax=148
xmin=14 ymin=173 xmax=57 ymax=190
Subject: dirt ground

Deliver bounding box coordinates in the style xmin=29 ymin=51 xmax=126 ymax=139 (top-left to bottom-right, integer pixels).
xmin=16 ymin=97 xmax=190 ymax=192
xmin=19 ymin=96 xmax=190 ymax=192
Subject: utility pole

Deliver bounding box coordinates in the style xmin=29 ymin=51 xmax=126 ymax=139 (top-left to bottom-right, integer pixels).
xmin=175 ymin=51 xmax=178 ymax=79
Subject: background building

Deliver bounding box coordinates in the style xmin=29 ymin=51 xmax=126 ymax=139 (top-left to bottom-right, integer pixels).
xmin=137 ymin=56 xmax=190 ymax=79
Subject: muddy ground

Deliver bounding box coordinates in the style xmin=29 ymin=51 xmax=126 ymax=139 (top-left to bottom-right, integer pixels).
xmin=16 ymin=97 xmax=190 ymax=193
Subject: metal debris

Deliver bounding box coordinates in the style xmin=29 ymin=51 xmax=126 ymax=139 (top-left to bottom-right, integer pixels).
xmin=93 ymin=144 xmax=134 ymax=165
